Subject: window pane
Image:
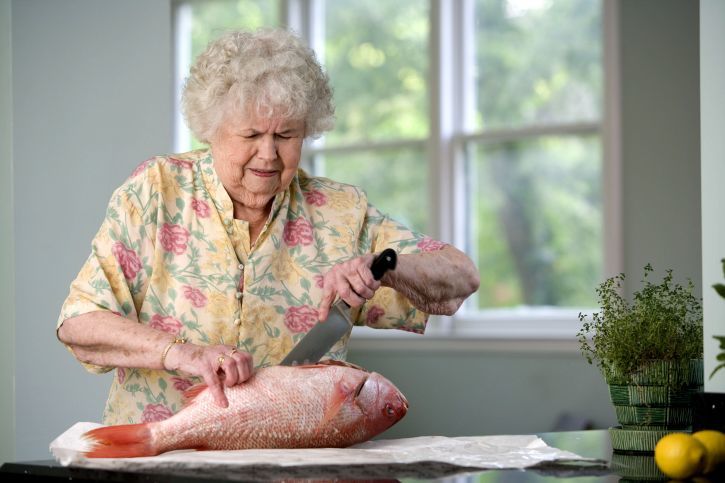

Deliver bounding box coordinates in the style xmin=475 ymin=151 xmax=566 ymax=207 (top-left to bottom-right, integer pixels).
xmin=312 ymin=146 xmax=428 ymax=234
xmin=474 ymin=0 xmax=602 ymax=129
xmin=467 ymin=136 xmax=602 ymax=308
xmin=323 ymin=0 xmax=429 ymax=145
xmin=189 ymin=0 xmax=278 ymax=60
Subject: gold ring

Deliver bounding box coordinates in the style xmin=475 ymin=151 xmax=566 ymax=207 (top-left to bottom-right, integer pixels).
xmin=217 ymin=355 xmax=225 ymax=367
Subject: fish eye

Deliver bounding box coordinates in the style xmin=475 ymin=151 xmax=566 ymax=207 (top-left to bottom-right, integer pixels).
xmin=384 ymin=403 xmax=395 ymax=417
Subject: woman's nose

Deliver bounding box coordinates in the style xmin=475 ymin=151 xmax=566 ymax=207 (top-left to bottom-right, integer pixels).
xmin=257 ymin=135 xmax=278 ymax=161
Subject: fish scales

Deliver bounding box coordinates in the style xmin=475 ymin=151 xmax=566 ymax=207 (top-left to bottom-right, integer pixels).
xmin=82 ymin=362 xmax=408 ymax=458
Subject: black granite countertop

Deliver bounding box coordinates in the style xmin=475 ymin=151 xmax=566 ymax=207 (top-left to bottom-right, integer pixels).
xmin=2 ymin=429 xmax=719 ymax=482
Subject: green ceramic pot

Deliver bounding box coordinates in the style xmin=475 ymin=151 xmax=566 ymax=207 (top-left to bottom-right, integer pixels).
xmin=606 ymin=359 xmax=703 ymax=453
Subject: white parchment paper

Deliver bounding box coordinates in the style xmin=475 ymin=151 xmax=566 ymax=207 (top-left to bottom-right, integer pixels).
xmin=50 ymin=422 xmax=597 ymax=474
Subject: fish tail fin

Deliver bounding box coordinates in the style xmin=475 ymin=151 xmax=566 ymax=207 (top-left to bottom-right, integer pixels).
xmin=82 ymin=424 xmax=157 ymax=458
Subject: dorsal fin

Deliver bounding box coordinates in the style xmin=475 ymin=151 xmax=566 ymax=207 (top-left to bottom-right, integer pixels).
xmin=296 ymin=359 xmax=369 ymax=372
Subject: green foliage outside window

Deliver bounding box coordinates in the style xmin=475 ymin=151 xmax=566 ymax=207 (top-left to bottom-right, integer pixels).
xmin=189 ymin=0 xmax=278 ymax=60
xmin=475 ymin=0 xmax=602 ymax=128
xmin=470 ymin=136 xmax=601 ymax=308
xmin=323 ymin=0 xmax=429 ymax=145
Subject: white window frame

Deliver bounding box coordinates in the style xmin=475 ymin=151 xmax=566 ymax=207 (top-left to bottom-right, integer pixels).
xmin=172 ymin=0 xmax=622 ymax=343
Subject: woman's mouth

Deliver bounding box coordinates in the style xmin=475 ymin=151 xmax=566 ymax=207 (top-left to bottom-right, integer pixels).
xmin=249 ymin=168 xmax=278 ymax=178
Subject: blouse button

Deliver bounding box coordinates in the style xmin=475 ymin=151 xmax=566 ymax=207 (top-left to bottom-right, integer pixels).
xmin=235 ymin=291 xmax=243 ymax=300
xmin=233 ymin=318 xmax=241 ymax=326
xmin=238 ymin=263 xmax=244 ymax=271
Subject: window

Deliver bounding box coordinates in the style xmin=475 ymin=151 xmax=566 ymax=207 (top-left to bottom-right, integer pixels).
xmin=173 ymin=0 xmax=611 ymax=339
xmin=463 ymin=0 xmax=603 ymax=312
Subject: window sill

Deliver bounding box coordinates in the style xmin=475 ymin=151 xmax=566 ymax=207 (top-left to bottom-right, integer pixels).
xmin=349 ymin=307 xmax=590 ymax=354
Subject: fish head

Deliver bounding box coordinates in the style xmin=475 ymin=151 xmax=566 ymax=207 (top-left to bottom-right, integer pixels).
xmin=355 ymin=372 xmax=408 ymax=433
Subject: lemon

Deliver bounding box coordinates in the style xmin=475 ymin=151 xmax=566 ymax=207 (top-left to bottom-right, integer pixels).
xmin=654 ymin=432 xmax=706 ymax=479
xmin=693 ymin=430 xmax=725 ymax=474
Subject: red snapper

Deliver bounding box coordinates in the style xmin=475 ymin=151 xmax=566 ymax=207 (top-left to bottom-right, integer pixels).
xmin=82 ymin=361 xmax=408 ymax=458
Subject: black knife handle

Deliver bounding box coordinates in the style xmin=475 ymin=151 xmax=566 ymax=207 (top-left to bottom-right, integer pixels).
xmin=370 ymin=248 xmax=397 ymax=280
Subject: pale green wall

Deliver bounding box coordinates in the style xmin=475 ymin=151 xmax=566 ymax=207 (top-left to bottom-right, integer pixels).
xmin=12 ymin=0 xmax=173 ymax=460
xmin=0 ymin=0 xmax=16 ymax=465
xmin=620 ymin=0 xmax=702 ymax=292
xmin=700 ymin=0 xmax=725 ymax=393
xmin=347 ymin=342 xmax=615 ymax=437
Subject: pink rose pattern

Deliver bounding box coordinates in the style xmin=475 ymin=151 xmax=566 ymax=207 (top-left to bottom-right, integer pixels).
xmin=183 ymin=285 xmax=207 ymax=308
xmin=191 ymin=199 xmax=210 ymax=218
xmin=168 ymin=157 xmax=193 ymax=170
xmin=304 ymin=190 xmax=327 ymax=206
xmin=141 ymin=403 xmax=174 ymax=423
xmin=284 ymin=305 xmax=319 ymax=333
xmin=150 ymin=314 xmax=182 ymax=334
xmin=112 ymin=241 xmax=142 ymax=280
xmin=172 ymin=377 xmax=194 ymax=392
xmin=131 ymin=158 xmax=153 ymax=178
xmin=283 ymin=217 xmax=314 ymax=247
xmin=63 ymin=151 xmax=431 ymax=426
xmin=366 ymin=305 xmax=386 ymax=325
xmin=160 ymin=223 xmax=190 ymax=255
xmin=417 ymin=237 xmax=448 ymax=252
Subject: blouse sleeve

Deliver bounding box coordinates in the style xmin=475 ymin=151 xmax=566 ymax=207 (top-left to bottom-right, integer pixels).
xmin=56 ymin=172 xmax=156 ymax=374
xmin=353 ymin=203 xmax=449 ymax=334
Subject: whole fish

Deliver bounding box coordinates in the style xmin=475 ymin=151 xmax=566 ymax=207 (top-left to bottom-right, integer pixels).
xmin=82 ymin=361 xmax=408 ymax=458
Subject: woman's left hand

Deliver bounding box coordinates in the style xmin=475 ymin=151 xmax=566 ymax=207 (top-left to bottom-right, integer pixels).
xmin=317 ymin=254 xmax=381 ymax=321
xmin=166 ymin=343 xmax=253 ymax=408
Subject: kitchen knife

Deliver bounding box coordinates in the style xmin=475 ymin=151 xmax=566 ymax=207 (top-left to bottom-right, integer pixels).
xmin=280 ymin=248 xmax=398 ymax=366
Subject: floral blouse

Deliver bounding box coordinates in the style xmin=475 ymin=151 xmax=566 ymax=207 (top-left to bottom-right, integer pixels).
xmin=57 ymin=149 xmax=446 ymax=425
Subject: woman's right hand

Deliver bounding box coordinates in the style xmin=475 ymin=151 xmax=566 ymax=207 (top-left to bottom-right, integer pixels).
xmin=164 ymin=342 xmax=253 ymax=408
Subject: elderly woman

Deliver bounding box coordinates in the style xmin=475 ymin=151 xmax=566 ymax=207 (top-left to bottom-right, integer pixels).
xmin=57 ymin=28 xmax=479 ymax=425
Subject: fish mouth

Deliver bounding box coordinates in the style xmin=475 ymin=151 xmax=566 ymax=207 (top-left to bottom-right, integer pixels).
xmin=398 ymin=393 xmax=409 ymax=416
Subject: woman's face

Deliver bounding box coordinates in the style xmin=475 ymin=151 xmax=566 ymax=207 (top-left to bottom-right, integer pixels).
xmin=210 ymin=108 xmax=305 ymax=214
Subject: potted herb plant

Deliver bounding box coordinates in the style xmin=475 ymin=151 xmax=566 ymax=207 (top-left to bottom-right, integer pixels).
xmin=577 ymin=264 xmax=703 ymax=453
xmin=711 ymin=258 xmax=725 ymax=380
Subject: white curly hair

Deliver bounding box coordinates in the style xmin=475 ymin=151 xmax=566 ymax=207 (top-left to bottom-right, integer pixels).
xmin=182 ymin=28 xmax=335 ymax=144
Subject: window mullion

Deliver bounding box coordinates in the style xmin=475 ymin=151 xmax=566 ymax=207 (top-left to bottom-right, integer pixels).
xmin=430 ymin=0 xmax=471 ymax=330
xmin=430 ymin=1 xmax=464 ymax=245
xmin=172 ymin=3 xmax=192 ymax=153
xmin=285 ymin=0 xmax=325 ymax=173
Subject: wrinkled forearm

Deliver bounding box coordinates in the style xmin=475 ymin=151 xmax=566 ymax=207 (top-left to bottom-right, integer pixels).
xmin=381 ymin=246 xmax=480 ymax=315
xmin=57 ymin=311 xmax=173 ymax=370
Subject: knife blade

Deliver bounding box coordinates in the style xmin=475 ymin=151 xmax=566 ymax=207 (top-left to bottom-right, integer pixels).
xmin=279 ymin=248 xmax=398 ymax=366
